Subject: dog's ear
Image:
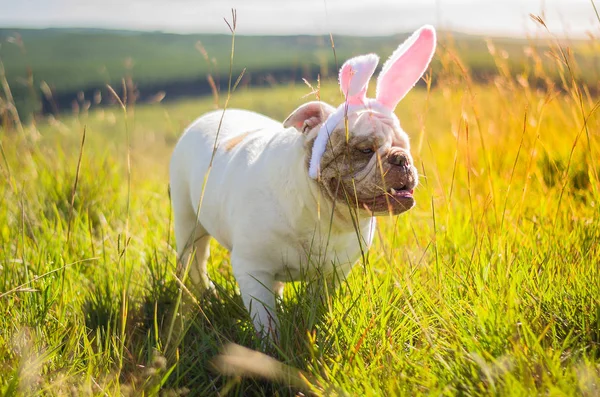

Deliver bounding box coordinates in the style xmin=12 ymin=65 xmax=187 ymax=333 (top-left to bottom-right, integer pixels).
xmin=283 ymin=101 xmax=336 ymax=132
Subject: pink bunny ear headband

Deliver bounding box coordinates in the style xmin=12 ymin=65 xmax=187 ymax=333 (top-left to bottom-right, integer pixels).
xmin=309 ymin=25 xmax=436 ymax=179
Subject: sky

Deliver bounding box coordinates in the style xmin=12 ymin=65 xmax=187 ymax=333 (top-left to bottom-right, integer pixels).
xmin=0 ymin=0 xmax=598 ymax=37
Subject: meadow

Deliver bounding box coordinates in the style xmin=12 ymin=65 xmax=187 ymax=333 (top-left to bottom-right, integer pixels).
xmin=2 ymin=27 xmax=599 ymax=117
xmin=1 ymin=21 xmax=599 ymax=396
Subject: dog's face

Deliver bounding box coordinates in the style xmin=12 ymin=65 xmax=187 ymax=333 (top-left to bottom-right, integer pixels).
xmin=316 ymin=110 xmax=418 ymax=215
xmin=285 ymin=102 xmax=418 ymax=215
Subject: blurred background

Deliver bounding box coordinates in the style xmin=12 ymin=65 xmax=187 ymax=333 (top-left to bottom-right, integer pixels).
xmin=0 ymin=0 xmax=599 ymax=120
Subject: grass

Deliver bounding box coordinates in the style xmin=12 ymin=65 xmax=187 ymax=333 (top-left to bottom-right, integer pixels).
xmin=1 ymin=21 xmax=599 ymax=395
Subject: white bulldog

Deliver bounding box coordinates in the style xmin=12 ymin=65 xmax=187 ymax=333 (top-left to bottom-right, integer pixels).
xmin=169 ymin=26 xmax=436 ymax=336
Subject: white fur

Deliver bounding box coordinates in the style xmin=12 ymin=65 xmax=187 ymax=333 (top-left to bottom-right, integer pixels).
xmin=170 ymin=109 xmax=376 ymax=335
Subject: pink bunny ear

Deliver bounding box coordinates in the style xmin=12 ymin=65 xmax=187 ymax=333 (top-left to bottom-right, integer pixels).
xmin=376 ymin=25 xmax=436 ymax=110
xmin=339 ymin=54 xmax=379 ymax=105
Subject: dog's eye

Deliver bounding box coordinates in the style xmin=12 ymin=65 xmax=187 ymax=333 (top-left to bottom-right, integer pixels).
xmin=358 ymin=148 xmax=374 ymax=155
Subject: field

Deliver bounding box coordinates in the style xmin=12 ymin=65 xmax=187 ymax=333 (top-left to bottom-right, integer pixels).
xmin=2 ymin=27 xmax=600 ymax=118
xmin=1 ymin=23 xmax=600 ymax=396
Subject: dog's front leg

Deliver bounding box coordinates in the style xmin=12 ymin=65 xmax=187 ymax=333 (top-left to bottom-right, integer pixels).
xmin=231 ymin=259 xmax=279 ymax=339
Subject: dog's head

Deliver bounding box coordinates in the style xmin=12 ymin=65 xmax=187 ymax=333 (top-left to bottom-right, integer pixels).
xmin=283 ymin=26 xmax=436 ymax=216
xmin=285 ymin=102 xmax=419 ymax=215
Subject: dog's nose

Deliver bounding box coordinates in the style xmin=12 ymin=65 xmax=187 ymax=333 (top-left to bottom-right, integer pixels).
xmin=388 ymin=152 xmax=409 ymax=167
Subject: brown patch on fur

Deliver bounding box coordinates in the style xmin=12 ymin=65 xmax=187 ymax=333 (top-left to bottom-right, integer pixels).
xmin=224 ymin=129 xmax=262 ymax=151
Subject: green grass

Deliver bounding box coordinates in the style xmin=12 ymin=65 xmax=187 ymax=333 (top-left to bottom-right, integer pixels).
xmin=1 ymin=31 xmax=599 ymax=395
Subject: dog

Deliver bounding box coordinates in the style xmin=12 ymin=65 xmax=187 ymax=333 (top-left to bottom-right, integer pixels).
xmin=169 ymin=25 xmax=436 ymax=337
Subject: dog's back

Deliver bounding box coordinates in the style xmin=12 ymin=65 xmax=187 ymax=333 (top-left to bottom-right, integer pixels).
xmin=170 ymin=109 xmax=296 ymax=248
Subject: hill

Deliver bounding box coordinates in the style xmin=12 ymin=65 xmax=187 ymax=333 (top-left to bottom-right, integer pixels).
xmin=1 ymin=27 xmax=598 ymax=118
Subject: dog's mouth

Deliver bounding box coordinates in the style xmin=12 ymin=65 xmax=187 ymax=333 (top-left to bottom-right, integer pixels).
xmin=329 ymin=178 xmax=416 ymax=215
xmin=359 ymin=185 xmax=415 ymax=215
xmin=385 ymin=186 xmax=414 ymax=199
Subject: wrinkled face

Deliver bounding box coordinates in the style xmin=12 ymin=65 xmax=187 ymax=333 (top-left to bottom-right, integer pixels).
xmin=311 ymin=111 xmax=418 ymax=215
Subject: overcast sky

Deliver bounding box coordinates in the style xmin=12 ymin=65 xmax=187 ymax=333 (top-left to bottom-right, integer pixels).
xmin=0 ymin=0 xmax=598 ymax=37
